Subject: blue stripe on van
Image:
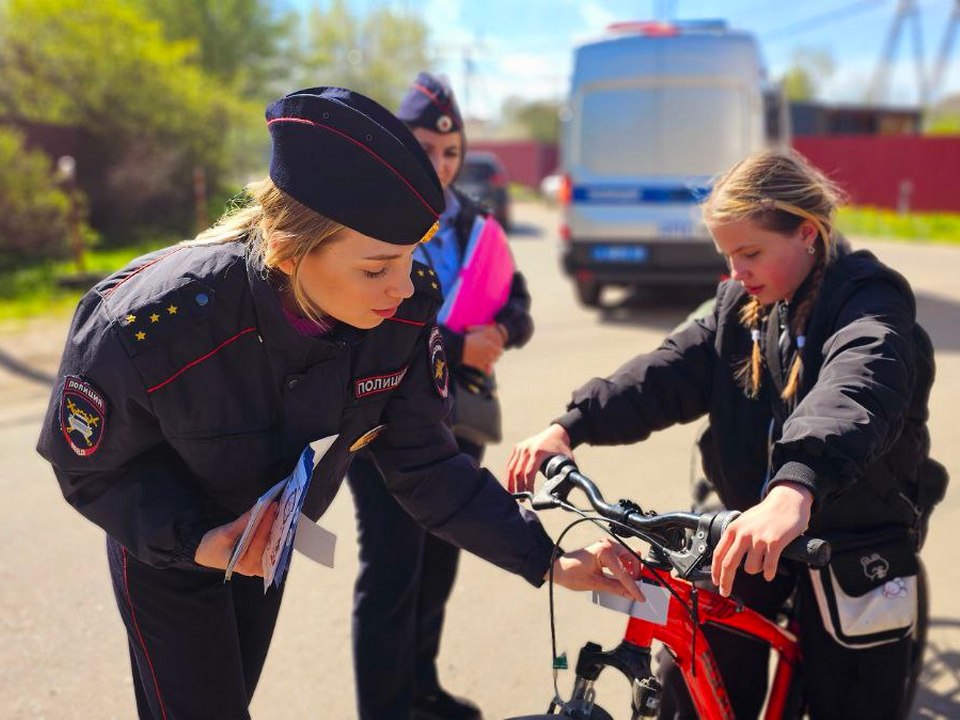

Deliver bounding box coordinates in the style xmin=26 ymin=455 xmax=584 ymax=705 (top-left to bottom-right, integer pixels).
xmin=572 ymin=185 xmax=709 ymax=204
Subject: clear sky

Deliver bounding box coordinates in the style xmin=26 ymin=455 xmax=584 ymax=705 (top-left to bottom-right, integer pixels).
xmin=292 ymin=0 xmax=960 ymax=119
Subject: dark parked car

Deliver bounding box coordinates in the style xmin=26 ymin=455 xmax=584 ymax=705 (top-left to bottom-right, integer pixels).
xmin=456 ymin=151 xmax=511 ymax=230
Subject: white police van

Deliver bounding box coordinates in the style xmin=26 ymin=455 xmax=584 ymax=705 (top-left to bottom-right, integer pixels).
xmin=558 ymin=20 xmax=783 ymax=307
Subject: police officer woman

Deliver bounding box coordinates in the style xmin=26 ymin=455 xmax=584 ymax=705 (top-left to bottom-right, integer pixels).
xmin=37 ymin=87 xmax=641 ymax=720
xmin=346 ymin=72 xmax=531 ymax=720
xmin=508 ymin=149 xmax=942 ymax=719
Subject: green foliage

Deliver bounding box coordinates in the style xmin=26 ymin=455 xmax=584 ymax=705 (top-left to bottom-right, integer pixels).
xmin=925 ymin=93 xmax=960 ymax=135
xmin=0 ymin=235 xmax=176 ymax=322
xmin=501 ymin=97 xmax=562 ymax=142
xmin=133 ymin=0 xmax=296 ymax=99
xmin=296 ymin=0 xmax=432 ymax=108
xmin=779 ymin=48 xmax=835 ymax=101
xmin=0 ymin=0 xmax=267 ymax=242
xmin=0 ymin=0 xmax=228 ymax=163
xmin=837 ymin=206 xmax=960 ymax=244
xmin=0 ymin=126 xmax=73 ymax=270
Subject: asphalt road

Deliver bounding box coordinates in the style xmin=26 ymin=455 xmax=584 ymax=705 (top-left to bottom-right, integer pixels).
xmin=1 ymin=201 xmax=958 ymax=719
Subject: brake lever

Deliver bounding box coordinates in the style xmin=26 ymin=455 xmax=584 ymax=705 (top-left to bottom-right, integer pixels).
xmin=530 ymin=462 xmax=577 ymax=510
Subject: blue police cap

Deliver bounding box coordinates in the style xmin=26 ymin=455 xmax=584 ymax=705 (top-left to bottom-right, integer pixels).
xmin=396 ymin=72 xmax=464 ymax=135
xmin=266 ymin=87 xmax=444 ymax=245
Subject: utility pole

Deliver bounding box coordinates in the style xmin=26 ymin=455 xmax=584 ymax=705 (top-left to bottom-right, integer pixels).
xmin=930 ymin=0 xmax=960 ymax=103
xmin=867 ymin=0 xmax=927 ymax=106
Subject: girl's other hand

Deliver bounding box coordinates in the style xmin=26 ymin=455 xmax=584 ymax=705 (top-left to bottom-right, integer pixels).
xmin=506 ymin=423 xmax=573 ymax=494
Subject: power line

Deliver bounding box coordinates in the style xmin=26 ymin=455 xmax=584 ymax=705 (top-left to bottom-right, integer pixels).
xmin=763 ymin=0 xmax=886 ymax=40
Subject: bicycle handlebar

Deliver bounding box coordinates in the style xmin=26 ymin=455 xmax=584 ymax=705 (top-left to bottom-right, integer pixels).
xmin=533 ymin=455 xmax=830 ymax=570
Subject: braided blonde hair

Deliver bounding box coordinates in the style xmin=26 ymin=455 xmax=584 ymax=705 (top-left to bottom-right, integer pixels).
xmin=187 ymin=177 xmax=345 ymax=324
xmin=702 ymin=150 xmax=846 ymax=400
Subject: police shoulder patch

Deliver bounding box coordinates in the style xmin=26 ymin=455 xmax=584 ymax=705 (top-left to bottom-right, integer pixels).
xmin=412 ymin=261 xmax=442 ymax=303
xmin=427 ymin=325 xmax=449 ymax=399
xmin=59 ymin=375 xmax=107 ymax=457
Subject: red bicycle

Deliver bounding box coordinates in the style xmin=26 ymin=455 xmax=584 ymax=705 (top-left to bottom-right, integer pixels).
xmin=508 ymin=455 xmax=834 ymax=720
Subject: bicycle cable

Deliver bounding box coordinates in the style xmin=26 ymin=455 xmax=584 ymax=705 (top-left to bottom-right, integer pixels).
xmin=544 ymin=501 xmax=708 ymax=706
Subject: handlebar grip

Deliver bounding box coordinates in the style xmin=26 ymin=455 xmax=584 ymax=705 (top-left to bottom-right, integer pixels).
xmin=541 ymin=454 xmax=575 ymax=479
xmin=782 ymin=536 xmax=831 ymax=567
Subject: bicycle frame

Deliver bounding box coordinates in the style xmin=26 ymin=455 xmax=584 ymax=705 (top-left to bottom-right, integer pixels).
xmin=593 ymin=565 xmax=801 ymax=720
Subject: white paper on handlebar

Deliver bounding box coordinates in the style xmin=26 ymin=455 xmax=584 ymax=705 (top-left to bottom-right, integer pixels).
xmin=592 ymin=580 xmax=671 ymax=626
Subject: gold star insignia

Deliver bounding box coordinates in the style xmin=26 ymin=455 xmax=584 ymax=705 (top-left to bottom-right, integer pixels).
xmin=125 ymin=314 xmax=136 ymax=324
xmin=149 ymin=313 xmax=160 ymax=323
xmin=135 ymin=331 xmax=146 ymax=341
xmin=428 ymin=269 xmax=436 ymax=276
xmin=417 ymin=269 xmax=425 ymax=277
xmin=167 ymin=304 xmax=178 ymax=315
xmin=431 ymin=282 xmax=438 ymax=290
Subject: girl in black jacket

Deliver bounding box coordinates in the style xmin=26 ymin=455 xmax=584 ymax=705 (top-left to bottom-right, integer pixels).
xmin=508 ymin=149 xmax=941 ymax=720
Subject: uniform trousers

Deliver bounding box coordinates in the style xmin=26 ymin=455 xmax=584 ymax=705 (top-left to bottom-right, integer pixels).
xmin=107 ymin=536 xmax=285 ymax=720
xmin=656 ymin=568 xmax=914 ymax=720
xmin=347 ymin=437 xmax=483 ymax=720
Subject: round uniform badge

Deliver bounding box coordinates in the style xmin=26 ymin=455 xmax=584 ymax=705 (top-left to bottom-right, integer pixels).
xmin=436 ymin=114 xmax=453 ymax=133
xmin=349 ymin=424 xmax=387 ymax=453
xmin=428 ymin=325 xmax=449 ymax=399
xmin=59 ymin=375 xmax=107 ymax=457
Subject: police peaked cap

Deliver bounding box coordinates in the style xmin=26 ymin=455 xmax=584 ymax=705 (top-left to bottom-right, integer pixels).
xmin=266 ymin=86 xmax=444 ymax=245
xmin=396 ymin=72 xmax=464 ymax=135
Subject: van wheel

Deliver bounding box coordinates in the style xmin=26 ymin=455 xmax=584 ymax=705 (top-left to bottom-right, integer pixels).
xmin=576 ymin=280 xmax=602 ymax=307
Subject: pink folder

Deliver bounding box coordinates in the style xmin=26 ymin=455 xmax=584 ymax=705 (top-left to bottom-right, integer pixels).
xmin=437 ymin=216 xmax=515 ymax=333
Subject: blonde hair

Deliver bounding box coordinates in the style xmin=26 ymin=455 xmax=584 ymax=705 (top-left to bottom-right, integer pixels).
xmin=702 ymin=149 xmax=846 ymax=401
xmin=186 ymin=177 xmax=345 ymax=323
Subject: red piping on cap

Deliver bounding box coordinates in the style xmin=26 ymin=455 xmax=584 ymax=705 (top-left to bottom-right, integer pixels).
xmin=412 ymin=83 xmax=456 ymax=117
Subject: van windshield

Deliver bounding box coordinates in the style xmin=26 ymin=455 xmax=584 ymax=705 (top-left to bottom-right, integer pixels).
xmin=576 ymin=85 xmax=751 ymax=177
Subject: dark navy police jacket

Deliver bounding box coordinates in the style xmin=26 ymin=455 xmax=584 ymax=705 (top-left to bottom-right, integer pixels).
xmin=37 ymin=241 xmax=553 ymax=583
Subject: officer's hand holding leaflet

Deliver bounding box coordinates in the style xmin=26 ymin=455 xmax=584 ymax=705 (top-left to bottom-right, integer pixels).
xmin=195 ymin=501 xmax=279 ymax=576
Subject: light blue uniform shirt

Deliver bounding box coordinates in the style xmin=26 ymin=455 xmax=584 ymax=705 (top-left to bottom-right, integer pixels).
xmin=414 ymin=188 xmax=462 ymax=297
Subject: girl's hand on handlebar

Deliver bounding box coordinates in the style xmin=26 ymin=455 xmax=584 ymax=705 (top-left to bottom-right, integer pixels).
xmin=506 ymin=424 xmax=573 ymax=494
xmin=550 ymin=537 xmax=646 ymax=601
xmin=711 ymin=482 xmax=814 ymax=597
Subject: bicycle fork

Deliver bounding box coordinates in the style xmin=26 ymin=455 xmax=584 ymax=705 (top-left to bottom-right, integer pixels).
xmin=550 ymin=640 xmax=662 ymax=719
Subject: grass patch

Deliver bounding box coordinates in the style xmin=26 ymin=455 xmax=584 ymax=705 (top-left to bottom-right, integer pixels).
xmin=838 ymin=206 xmax=960 ymax=244
xmin=0 ymin=238 xmax=176 ymax=324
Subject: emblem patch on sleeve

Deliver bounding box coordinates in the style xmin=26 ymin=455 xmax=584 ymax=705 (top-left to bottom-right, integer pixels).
xmin=428 ymin=325 xmax=449 ymax=399
xmin=59 ymin=376 xmax=107 ymax=456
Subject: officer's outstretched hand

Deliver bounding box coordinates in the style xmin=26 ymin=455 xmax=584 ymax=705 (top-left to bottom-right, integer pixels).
xmin=194 ymin=502 xmax=280 ymax=576
xmin=506 ymin=423 xmax=573 ymax=494
xmin=550 ymin=538 xmax=645 ymax=601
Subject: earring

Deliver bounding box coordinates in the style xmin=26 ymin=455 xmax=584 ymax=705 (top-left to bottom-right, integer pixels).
xmin=807 ymin=245 xmax=816 ymax=255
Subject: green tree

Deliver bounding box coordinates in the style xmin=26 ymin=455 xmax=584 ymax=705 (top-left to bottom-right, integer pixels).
xmin=501 ymin=96 xmax=562 ymax=142
xmin=0 ymin=126 xmax=72 ymax=269
xmin=133 ymin=0 xmax=296 ymax=99
xmin=926 ymin=93 xmax=960 ymax=134
xmin=295 ymin=0 xmax=432 ymax=109
xmin=780 ymin=48 xmax=835 ymax=101
xmin=0 ymin=0 xmax=251 ymax=239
